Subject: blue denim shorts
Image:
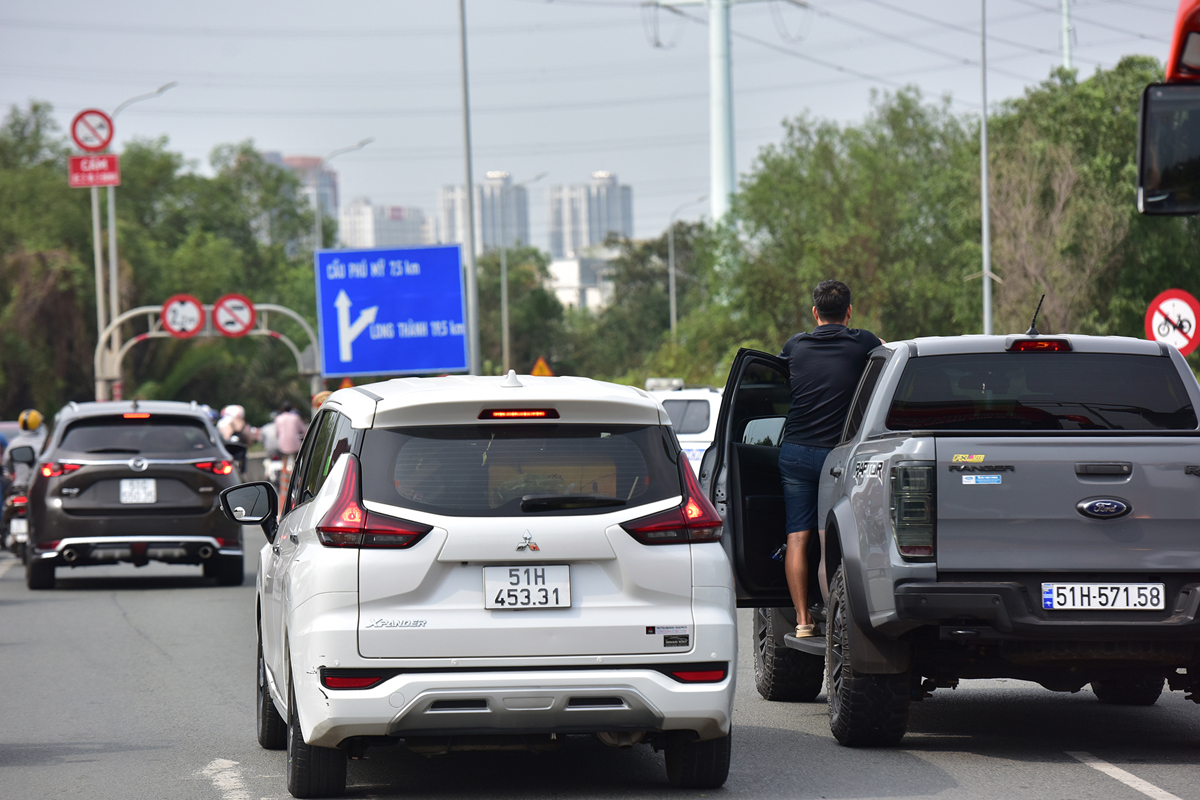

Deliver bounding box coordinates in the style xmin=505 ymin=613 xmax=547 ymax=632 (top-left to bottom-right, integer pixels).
xmin=779 ymin=442 xmax=832 ymax=533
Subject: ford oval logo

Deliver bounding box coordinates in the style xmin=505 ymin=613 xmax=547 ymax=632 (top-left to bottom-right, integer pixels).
xmin=1077 ymin=498 xmax=1131 ymax=520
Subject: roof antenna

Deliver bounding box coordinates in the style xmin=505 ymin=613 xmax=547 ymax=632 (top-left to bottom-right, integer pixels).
xmin=1026 ymin=294 xmax=1045 ymax=337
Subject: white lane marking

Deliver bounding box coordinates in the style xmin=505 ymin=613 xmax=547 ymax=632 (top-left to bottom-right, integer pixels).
xmin=199 ymin=758 xmax=251 ymax=800
xmin=1067 ymin=751 xmax=1182 ymax=800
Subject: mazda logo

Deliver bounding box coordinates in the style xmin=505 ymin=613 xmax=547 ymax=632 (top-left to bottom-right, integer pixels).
xmin=129 ymin=457 xmax=149 ymax=472
xmin=1077 ymin=498 xmax=1131 ymax=520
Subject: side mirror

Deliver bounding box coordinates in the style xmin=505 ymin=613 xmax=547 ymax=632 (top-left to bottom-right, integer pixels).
xmin=10 ymin=446 xmax=35 ymax=466
xmin=223 ymin=441 xmax=248 ymax=461
xmin=219 ymin=481 xmax=279 ymax=542
xmin=1138 ymin=83 xmax=1200 ymax=215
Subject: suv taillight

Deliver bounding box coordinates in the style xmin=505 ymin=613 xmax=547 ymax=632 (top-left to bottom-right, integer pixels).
xmin=194 ymin=460 xmax=235 ymax=475
xmin=316 ymin=455 xmax=432 ymax=549
xmin=621 ymin=454 xmax=722 ymax=545
xmin=890 ymin=464 xmax=935 ymax=560
xmin=41 ymin=463 xmax=82 ymax=478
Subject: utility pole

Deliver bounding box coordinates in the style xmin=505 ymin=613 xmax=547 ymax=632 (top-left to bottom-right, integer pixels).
xmin=459 ymin=0 xmax=481 ymax=375
xmin=1060 ymin=0 xmax=1073 ymax=70
xmin=315 ymin=138 xmax=374 ymax=250
xmin=980 ymin=0 xmax=994 ymax=335
xmin=667 ymin=195 xmax=706 ymax=336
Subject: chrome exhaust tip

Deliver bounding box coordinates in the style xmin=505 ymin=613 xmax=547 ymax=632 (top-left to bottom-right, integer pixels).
xmin=198 ymin=545 xmax=215 ymax=560
xmin=61 ymin=547 xmax=79 ymax=563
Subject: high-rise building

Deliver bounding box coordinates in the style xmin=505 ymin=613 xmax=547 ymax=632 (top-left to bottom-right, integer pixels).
xmin=261 ymin=153 xmax=340 ymax=221
xmin=439 ymin=171 xmax=530 ymax=253
xmin=548 ymin=171 xmax=633 ymax=258
xmin=339 ymin=197 xmax=430 ymax=248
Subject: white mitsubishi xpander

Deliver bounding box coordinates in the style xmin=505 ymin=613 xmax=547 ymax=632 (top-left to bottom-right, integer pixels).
xmin=220 ymin=374 xmax=736 ymax=798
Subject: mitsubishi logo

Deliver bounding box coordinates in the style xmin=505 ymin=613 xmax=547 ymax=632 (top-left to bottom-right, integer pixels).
xmin=515 ymin=531 xmax=540 ymax=552
xmin=129 ymin=457 xmax=149 ymax=472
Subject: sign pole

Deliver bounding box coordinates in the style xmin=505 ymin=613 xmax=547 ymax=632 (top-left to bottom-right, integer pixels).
xmin=106 ymin=184 xmax=121 ymax=399
xmin=91 ymin=185 xmax=108 ymax=401
xmin=458 ymin=0 xmax=481 ymax=375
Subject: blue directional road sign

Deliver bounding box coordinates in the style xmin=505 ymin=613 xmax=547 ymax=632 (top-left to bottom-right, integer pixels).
xmin=314 ymin=245 xmax=468 ymax=377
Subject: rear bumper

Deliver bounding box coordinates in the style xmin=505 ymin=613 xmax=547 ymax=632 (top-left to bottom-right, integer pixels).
xmin=297 ymin=667 xmax=734 ymax=748
xmin=32 ymin=535 xmax=241 ymax=566
xmin=895 ymin=581 xmax=1200 ymax=640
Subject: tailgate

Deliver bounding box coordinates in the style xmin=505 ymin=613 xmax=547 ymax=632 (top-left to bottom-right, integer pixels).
xmin=935 ymin=437 xmax=1200 ymax=572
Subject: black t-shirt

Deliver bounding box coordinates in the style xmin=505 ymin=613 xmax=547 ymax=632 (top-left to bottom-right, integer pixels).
xmin=779 ymin=324 xmax=882 ymax=447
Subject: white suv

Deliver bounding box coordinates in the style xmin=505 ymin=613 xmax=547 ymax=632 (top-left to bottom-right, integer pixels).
xmin=220 ymin=374 xmax=737 ymax=798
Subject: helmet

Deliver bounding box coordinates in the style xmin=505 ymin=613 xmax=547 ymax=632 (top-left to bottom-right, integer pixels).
xmin=18 ymin=409 xmax=43 ymax=431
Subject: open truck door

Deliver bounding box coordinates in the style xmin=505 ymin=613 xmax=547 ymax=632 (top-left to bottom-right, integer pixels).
xmin=699 ymin=348 xmax=827 ymax=702
xmin=1138 ymin=0 xmax=1200 ymax=214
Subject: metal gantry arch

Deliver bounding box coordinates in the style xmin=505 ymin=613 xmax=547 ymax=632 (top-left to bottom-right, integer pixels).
xmin=93 ymin=302 xmax=322 ymax=401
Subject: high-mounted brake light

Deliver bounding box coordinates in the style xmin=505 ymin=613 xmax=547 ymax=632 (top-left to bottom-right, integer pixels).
xmin=316 ymin=455 xmax=433 ymax=548
xmin=194 ymin=460 xmax=235 ymax=475
xmin=123 ymin=412 xmax=151 ymax=419
xmin=1008 ymin=339 xmax=1071 ymax=352
xmin=478 ymin=408 xmax=560 ymax=419
xmin=41 ymin=463 xmax=82 ymax=478
xmin=670 ymin=668 xmax=727 ymax=683
xmin=621 ymin=454 xmax=722 ymax=545
xmin=322 ymin=675 xmax=383 ymax=690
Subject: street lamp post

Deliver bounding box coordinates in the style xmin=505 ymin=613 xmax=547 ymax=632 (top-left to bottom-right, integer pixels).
xmin=500 ymin=171 xmax=546 ymax=373
xmin=667 ymin=195 xmax=706 ymax=336
xmin=314 ymin=138 xmax=373 ymax=250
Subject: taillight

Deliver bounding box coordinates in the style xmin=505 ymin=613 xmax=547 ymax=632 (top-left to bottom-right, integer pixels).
xmin=41 ymin=463 xmax=82 ymax=478
xmin=621 ymin=454 xmax=722 ymax=545
xmin=123 ymin=412 xmax=151 ymax=419
xmin=890 ymin=465 xmax=935 ymax=560
xmin=322 ymin=675 xmax=383 ymax=689
xmin=669 ymin=668 xmax=727 ymax=683
xmin=9 ymin=495 xmax=27 ymax=507
xmin=1008 ymin=339 xmax=1071 ymax=352
xmin=478 ymin=408 xmax=560 ymax=419
xmin=194 ymin=460 xmax=235 ymax=475
xmin=214 ymin=537 xmax=240 ymax=548
xmin=35 ymin=540 xmax=60 ymax=551
xmin=315 ymin=455 xmax=432 ymax=548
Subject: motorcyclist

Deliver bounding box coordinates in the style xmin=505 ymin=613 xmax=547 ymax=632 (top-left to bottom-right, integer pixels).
xmin=217 ymin=404 xmax=258 ymax=472
xmin=4 ymin=409 xmax=47 ymax=487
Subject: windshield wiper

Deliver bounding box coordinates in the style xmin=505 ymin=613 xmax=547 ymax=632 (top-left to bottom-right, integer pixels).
xmin=85 ymin=447 xmax=140 ymax=454
xmin=520 ymin=494 xmax=626 ymax=512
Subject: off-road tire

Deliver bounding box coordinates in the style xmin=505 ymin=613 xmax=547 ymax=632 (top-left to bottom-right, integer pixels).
xmin=286 ymin=668 xmax=347 ymax=798
xmin=257 ymin=635 xmax=287 ymax=749
xmin=826 ymin=566 xmax=909 ymax=747
xmin=754 ymin=606 xmax=824 ymax=701
xmin=1091 ymin=676 xmax=1165 ymax=706
xmin=205 ymin=554 xmax=245 ymax=586
xmin=25 ymin=558 xmax=54 ymax=590
xmin=664 ymin=730 xmax=731 ymax=789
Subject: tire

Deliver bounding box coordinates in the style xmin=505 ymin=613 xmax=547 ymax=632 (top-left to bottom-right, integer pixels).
xmin=257 ymin=635 xmax=287 ymax=750
xmin=205 ymin=554 xmax=244 ymax=586
xmin=1091 ymin=676 xmax=1165 ymax=706
xmin=664 ymin=730 xmax=731 ymax=789
xmin=753 ymin=606 xmax=824 ymax=701
xmin=286 ymin=666 xmax=347 ymax=798
xmin=826 ymin=566 xmax=909 ymax=747
xmin=25 ymin=558 xmax=54 ymax=590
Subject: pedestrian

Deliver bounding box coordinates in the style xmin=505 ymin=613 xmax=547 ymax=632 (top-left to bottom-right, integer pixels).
xmin=777 ymin=280 xmax=883 ymax=638
xmin=273 ymin=402 xmax=307 ymax=493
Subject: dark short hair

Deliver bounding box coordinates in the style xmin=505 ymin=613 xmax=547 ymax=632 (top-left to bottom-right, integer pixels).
xmin=280 ymin=402 xmax=294 ymax=413
xmin=813 ymin=280 xmax=851 ymax=322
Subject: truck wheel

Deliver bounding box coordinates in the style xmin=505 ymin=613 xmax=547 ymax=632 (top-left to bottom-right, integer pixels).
xmin=205 ymin=554 xmax=244 ymax=586
xmin=257 ymin=635 xmax=287 ymax=750
xmin=286 ymin=667 xmax=347 ymax=798
xmin=754 ymin=606 xmax=824 ymax=701
xmin=25 ymin=559 xmax=54 ymax=590
xmin=1091 ymin=676 xmax=1165 ymax=706
xmin=664 ymin=730 xmax=731 ymax=789
xmin=826 ymin=566 xmax=909 ymax=747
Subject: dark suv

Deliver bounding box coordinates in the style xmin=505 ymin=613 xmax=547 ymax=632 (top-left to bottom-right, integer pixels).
xmin=22 ymin=400 xmax=246 ymax=590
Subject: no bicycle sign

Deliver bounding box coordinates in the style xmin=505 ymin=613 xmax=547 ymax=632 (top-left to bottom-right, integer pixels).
xmin=1145 ymin=289 xmax=1200 ymax=357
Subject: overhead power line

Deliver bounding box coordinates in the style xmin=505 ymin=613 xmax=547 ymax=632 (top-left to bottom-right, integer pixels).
xmin=1006 ymin=0 xmax=1170 ymax=44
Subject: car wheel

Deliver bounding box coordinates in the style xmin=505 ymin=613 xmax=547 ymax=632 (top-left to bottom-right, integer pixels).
xmin=25 ymin=558 xmax=54 ymax=590
xmin=257 ymin=634 xmax=287 ymax=750
xmin=664 ymin=729 xmax=731 ymax=789
xmin=1091 ymin=676 xmax=1165 ymax=706
xmin=205 ymin=554 xmax=244 ymax=586
xmin=753 ymin=606 xmax=823 ymax=701
xmin=286 ymin=666 xmax=347 ymax=798
xmin=826 ymin=566 xmax=909 ymax=747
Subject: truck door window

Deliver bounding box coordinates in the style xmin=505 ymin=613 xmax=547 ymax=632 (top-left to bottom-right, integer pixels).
xmin=841 ymin=356 xmax=887 ymax=443
xmin=732 ymin=361 xmax=790 ymax=444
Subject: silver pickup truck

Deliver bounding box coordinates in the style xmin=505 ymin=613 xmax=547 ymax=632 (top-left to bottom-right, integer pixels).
xmin=700 ymin=333 xmax=1200 ymax=746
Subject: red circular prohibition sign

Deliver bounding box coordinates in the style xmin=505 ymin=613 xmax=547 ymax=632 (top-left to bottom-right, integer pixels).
xmin=213 ymin=293 xmax=257 ymax=338
xmin=160 ymin=294 xmax=205 ymax=339
xmin=1144 ymin=288 xmax=1200 ymax=357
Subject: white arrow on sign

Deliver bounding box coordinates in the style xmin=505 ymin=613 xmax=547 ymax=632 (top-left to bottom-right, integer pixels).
xmin=335 ymin=290 xmax=378 ymax=363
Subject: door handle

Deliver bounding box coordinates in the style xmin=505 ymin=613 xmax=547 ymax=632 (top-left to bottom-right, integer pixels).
xmin=272 ymin=545 xmax=280 ymax=555
xmin=829 ymin=465 xmax=843 ymax=477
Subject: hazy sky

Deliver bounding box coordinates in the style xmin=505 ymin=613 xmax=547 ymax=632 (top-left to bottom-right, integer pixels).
xmin=0 ymin=0 xmax=1174 ymax=253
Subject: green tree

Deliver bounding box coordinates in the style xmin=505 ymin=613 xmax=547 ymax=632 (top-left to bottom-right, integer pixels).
xmin=475 ymin=246 xmax=565 ymax=374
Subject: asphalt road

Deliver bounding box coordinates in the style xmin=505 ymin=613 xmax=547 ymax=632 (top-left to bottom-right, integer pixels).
xmin=1 ymin=551 xmax=1198 ymax=800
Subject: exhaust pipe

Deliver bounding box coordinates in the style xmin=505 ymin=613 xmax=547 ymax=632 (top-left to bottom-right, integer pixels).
xmin=61 ymin=547 xmax=79 ymax=563
xmin=198 ymin=545 xmax=215 ymax=560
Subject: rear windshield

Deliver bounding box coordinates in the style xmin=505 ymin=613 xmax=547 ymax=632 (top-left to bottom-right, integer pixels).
xmin=886 ymin=353 xmax=1198 ymax=431
xmin=662 ymin=399 xmax=712 ymax=435
xmin=360 ymin=424 xmax=681 ymax=517
xmin=58 ymin=416 xmax=218 ymax=455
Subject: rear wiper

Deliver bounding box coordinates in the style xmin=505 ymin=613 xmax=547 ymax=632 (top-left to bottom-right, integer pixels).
xmin=85 ymin=447 xmax=140 ymax=454
xmin=520 ymin=494 xmax=626 ymax=512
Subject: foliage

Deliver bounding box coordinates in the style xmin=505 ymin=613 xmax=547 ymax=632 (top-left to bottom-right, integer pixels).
xmin=475 ymin=245 xmax=565 ymax=375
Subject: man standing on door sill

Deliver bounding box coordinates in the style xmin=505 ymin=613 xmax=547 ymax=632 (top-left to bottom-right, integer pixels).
xmin=778 ymin=280 xmax=882 ymax=638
